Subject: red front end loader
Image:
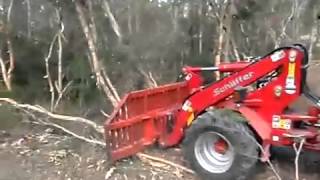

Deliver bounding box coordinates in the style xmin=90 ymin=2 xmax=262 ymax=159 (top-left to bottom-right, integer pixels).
xmin=104 ymin=44 xmax=320 ymax=180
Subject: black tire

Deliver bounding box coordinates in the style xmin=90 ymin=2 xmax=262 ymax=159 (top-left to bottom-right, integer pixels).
xmin=182 ymin=109 xmax=259 ymax=180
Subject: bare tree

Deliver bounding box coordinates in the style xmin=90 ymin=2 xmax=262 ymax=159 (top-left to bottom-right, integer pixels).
xmin=275 ymin=0 xmax=298 ymax=48
xmin=25 ymin=0 xmax=31 ymax=38
xmin=0 ymin=0 xmax=15 ymax=91
xmin=75 ymin=0 xmax=120 ymax=107
xmin=211 ymin=0 xmax=231 ymax=79
xmin=43 ymin=10 xmax=72 ymax=112
xmin=101 ymin=0 xmax=122 ymax=41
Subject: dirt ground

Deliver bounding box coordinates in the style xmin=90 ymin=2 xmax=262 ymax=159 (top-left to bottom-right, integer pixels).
xmin=1 ymin=122 xmax=320 ymax=180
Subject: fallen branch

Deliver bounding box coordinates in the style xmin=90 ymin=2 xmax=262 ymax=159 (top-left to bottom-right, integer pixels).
xmin=104 ymin=167 xmax=116 ymax=180
xmin=2 ymin=98 xmax=106 ymax=148
xmin=17 ymin=102 xmax=194 ymax=176
xmin=10 ymin=104 xmax=105 ymax=149
xmin=293 ymin=138 xmax=305 ymax=180
xmin=246 ymin=133 xmax=282 ymax=180
xmin=0 ymin=97 xmax=195 ymax=177
xmin=137 ymin=153 xmax=195 ymax=174
xmin=0 ymin=98 xmax=104 ymax=134
xmin=41 ymin=120 xmax=105 ymax=147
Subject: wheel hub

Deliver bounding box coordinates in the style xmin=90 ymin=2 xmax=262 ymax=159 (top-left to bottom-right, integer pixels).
xmin=213 ymin=138 xmax=228 ymax=155
xmin=194 ymin=132 xmax=234 ymax=173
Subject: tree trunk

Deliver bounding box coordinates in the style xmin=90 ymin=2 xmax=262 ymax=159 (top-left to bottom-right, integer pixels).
xmin=0 ymin=0 xmax=15 ymax=91
xmin=172 ymin=1 xmax=178 ymax=33
xmin=128 ymin=2 xmax=132 ymax=35
xmin=214 ymin=0 xmax=231 ymax=79
xmin=223 ymin=4 xmax=232 ymax=62
xmin=26 ymin=0 xmax=31 ymax=38
xmin=198 ymin=2 xmax=204 ymax=55
xmin=101 ymin=0 xmax=122 ymax=41
xmin=75 ymin=0 xmax=120 ymax=107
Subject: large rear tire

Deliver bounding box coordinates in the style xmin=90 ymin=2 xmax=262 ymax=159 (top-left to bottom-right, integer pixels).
xmin=183 ymin=109 xmax=259 ymax=180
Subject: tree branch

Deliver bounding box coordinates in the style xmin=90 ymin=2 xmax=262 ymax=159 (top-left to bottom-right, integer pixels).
xmin=101 ymin=0 xmax=122 ymax=41
xmin=0 ymin=0 xmax=15 ymax=91
xmin=137 ymin=153 xmax=194 ymax=174
xmin=53 ymin=80 xmax=73 ymax=111
xmin=293 ymin=138 xmax=305 ymax=180
xmin=44 ymin=32 xmax=58 ymax=111
xmin=0 ymin=56 xmax=10 ymax=90
xmin=75 ymin=0 xmax=119 ymax=107
xmin=25 ymin=0 xmax=31 ymax=38
xmin=0 ymin=98 xmax=104 ymax=134
xmin=41 ymin=119 xmax=105 ymax=147
xmin=56 ymin=10 xmax=64 ymax=93
xmin=308 ymin=9 xmax=319 ymax=61
xmin=275 ymin=0 xmax=298 ymax=48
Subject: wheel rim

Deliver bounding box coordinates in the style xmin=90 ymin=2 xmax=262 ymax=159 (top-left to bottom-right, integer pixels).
xmin=194 ymin=131 xmax=234 ymax=173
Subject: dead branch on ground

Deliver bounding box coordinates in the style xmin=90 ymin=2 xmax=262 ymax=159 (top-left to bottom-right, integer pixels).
xmin=104 ymin=167 xmax=116 ymax=179
xmin=38 ymin=119 xmax=105 ymax=146
xmin=2 ymin=99 xmax=106 ymax=148
xmin=137 ymin=153 xmax=194 ymax=174
xmin=0 ymin=97 xmax=196 ymax=176
xmin=0 ymin=98 xmax=104 ymax=134
xmin=245 ymin=133 xmax=282 ymax=180
xmin=293 ymin=138 xmax=305 ymax=180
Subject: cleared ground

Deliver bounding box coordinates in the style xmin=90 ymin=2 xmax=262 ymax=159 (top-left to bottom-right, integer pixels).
xmin=1 ymin=122 xmax=320 ymax=180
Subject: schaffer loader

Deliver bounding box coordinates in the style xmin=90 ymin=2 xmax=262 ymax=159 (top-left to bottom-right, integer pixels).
xmin=104 ymin=44 xmax=320 ymax=180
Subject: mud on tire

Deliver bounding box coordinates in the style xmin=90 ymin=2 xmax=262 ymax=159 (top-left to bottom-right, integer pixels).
xmin=182 ymin=109 xmax=259 ymax=180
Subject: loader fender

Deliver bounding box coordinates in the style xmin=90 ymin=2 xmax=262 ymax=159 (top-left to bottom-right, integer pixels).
xmin=186 ymin=106 xmax=271 ymax=142
xmin=233 ymin=106 xmax=271 ymax=141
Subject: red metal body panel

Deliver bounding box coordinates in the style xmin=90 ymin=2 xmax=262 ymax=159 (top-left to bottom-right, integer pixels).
xmin=160 ymin=48 xmax=305 ymax=146
xmin=105 ymin=45 xmax=320 ymax=161
xmin=104 ymin=82 xmax=190 ymax=161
